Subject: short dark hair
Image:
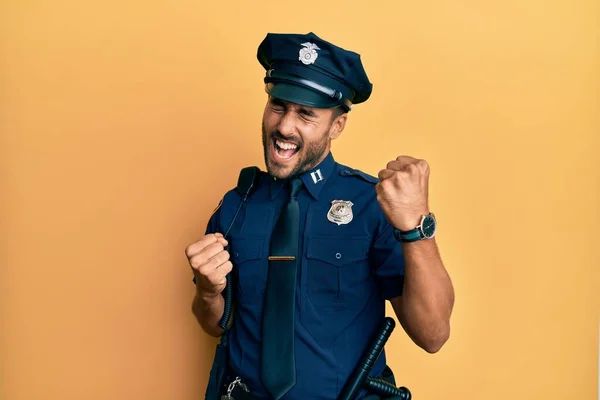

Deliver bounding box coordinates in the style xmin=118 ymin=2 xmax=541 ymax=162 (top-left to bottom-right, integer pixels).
xmin=330 ymin=106 xmax=347 ymax=121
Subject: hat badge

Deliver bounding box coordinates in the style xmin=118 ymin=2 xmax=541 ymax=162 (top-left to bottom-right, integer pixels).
xmin=299 ymin=42 xmax=320 ymax=65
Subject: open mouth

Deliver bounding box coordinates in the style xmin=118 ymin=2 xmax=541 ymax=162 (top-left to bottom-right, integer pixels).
xmin=272 ymin=138 xmax=300 ymax=161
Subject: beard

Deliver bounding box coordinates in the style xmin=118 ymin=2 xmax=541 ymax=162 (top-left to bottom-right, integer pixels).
xmin=262 ymin=121 xmax=330 ymax=180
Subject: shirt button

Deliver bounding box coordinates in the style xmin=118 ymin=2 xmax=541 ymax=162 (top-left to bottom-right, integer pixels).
xmin=335 ymin=253 xmax=342 ymax=259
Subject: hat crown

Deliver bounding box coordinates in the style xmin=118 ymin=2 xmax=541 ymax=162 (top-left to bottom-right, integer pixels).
xmin=257 ymin=32 xmax=373 ymax=109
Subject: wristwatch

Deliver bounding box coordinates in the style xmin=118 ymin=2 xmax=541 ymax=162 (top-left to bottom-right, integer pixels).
xmin=393 ymin=213 xmax=437 ymax=243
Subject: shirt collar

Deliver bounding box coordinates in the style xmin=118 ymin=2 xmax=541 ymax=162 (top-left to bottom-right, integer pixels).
xmin=269 ymin=152 xmax=337 ymax=200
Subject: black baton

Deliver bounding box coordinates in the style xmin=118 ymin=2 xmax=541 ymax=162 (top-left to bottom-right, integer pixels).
xmin=337 ymin=317 xmax=395 ymax=400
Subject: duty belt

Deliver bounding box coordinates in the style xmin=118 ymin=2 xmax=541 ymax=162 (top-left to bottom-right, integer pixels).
xmin=216 ymin=318 xmax=412 ymax=400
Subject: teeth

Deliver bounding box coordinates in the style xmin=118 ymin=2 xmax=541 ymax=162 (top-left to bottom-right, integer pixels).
xmin=276 ymin=140 xmax=298 ymax=150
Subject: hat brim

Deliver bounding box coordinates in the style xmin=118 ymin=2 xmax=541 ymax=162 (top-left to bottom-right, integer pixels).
xmin=265 ymin=82 xmax=340 ymax=109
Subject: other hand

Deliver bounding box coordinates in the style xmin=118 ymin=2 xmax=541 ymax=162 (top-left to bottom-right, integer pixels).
xmin=185 ymin=233 xmax=232 ymax=301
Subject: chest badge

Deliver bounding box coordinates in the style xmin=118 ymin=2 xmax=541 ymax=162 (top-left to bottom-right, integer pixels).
xmin=327 ymin=200 xmax=354 ymax=226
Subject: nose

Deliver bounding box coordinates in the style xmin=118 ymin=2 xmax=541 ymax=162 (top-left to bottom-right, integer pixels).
xmin=277 ymin=110 xmax=297 ymax=137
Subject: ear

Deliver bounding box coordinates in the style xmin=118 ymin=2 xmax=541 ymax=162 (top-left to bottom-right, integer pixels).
xmin=328 ymin=113 xmax=348 ymax=140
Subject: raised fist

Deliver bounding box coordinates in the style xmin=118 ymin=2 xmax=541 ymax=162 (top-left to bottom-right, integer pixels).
xmin=185 ymin=233 xmax=232 ymax=300
xmin=376 ymin=155 xmax=431 ymax=231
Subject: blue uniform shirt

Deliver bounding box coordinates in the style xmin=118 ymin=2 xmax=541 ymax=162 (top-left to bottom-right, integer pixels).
xmin=205 ymin=152 xmax=406 ymax=400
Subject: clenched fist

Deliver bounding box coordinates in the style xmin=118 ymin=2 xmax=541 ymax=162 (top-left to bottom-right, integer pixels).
xmin=376 ymin=156 xmax=431 ymax=231
xmin=185 ymin=233 xmax=233 ymax=300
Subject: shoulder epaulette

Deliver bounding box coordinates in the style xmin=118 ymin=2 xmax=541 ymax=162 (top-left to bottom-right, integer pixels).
xmin=338 ymin=166 xmax=379 ymax=184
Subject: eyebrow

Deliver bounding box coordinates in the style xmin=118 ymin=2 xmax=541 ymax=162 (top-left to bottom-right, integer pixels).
xmin=271 ymin=98 xmax=318 ymax=118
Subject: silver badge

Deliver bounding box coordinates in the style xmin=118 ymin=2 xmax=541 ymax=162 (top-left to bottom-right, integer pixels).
xmin=299 ymin=42 xmax=320 ymax=65
xmin=327 ymin=200 xmax=354 ymax=225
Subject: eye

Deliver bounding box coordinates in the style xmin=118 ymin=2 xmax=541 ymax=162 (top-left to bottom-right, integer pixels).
xmin=270 ymin=105 xmax=285 ymax=113
xmin=299 ymin=112 xmax=316 ymax=122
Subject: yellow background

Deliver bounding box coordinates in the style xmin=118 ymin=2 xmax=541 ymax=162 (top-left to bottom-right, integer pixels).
xmin=1 ymin=1 xmax=598 ymax=399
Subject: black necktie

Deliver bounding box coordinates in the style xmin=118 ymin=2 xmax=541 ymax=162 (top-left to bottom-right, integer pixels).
xmin=261 ymin=178 xmax=303 ymax=400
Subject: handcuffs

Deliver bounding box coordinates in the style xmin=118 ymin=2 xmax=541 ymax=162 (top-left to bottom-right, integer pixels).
xmin=221 ymin=376 xmax=250 ymax=400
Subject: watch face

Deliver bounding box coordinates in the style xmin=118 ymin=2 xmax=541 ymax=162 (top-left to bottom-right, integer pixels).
xmin=421 ymin=215 xmax=436 ymax=238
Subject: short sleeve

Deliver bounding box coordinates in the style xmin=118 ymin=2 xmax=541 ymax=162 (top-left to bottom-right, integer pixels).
xmin=192 ymin=200 xmax=222 ymax=285
xmin=204 ymin=198 xmax=222 ymax=235
xmin=370 ymin=208 xmax=406 ymax=300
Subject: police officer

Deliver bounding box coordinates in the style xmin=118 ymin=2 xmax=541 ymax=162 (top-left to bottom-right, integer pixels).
xmin=185 ymin=32 xmax=455 ymax=400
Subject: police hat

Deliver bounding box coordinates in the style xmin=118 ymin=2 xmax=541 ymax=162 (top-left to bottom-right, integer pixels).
xmin=257 ymin=32 xmax=373 ymax=112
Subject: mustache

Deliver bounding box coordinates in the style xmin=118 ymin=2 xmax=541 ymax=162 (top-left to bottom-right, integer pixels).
xmin=270 ymin=130 xmax=302 ymax=147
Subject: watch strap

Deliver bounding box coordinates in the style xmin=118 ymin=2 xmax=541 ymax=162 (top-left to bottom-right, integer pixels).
xmin=393 ymin=227 xmax=422 ymax=243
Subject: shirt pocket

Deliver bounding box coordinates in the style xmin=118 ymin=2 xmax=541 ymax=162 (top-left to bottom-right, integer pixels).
xmin=305 ymin=236 xmax=371 ymax=307
xmin=230 ymin=236 xmax=266 ymax=305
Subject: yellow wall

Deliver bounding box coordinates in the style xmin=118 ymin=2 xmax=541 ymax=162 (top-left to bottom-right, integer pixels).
xmin=1 ymin=1 xmax=598 ymax=399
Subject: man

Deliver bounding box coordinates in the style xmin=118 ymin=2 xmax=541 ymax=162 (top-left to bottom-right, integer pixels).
xmin=185 ymin=32 xmax=455 ymax=400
